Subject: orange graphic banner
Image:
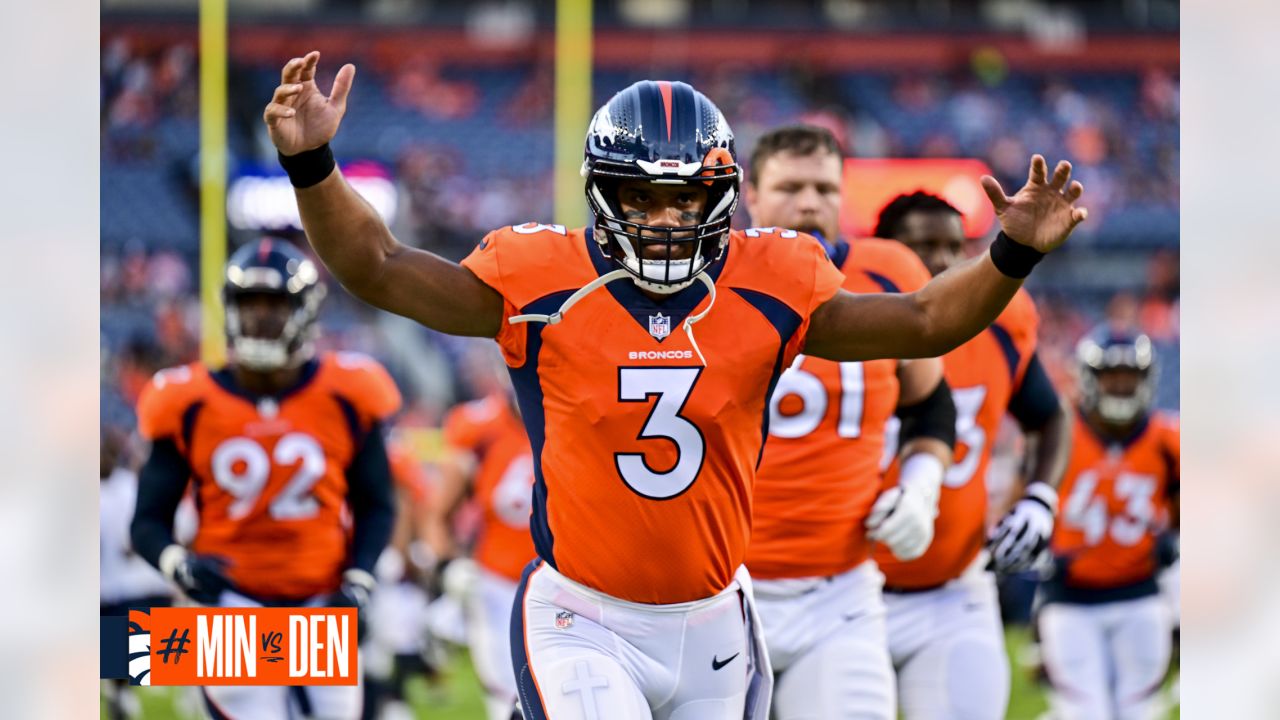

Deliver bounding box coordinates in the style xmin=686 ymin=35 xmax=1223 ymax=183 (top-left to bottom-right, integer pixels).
xmin=130 ymin=608 xmax=358 ymax=686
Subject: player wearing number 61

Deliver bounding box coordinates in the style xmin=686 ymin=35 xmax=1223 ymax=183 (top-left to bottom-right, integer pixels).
xmin=130 ymin=238 xmax=399 ymax=719
xmin=264 ymin=50 xmax=1088 ymax=719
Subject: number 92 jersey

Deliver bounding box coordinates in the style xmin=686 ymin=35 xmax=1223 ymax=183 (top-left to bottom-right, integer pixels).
xmin=136 ymin=352 xmax=402 ymax=600
xmin=462 ymin=224 xmax=844 ymax=604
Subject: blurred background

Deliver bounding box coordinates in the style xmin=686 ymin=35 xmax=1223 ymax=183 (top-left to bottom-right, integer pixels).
xmin=98 ymin=0 xmax=1178 ymax=717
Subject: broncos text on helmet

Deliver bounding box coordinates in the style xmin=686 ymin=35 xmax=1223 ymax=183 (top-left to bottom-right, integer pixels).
xmin=582 ymin=80 xmax=740 ymax=294
xmin=1076 ymin=324 xmax=1158 ymax=426
xmin=223 ymin=237 xmax=326 ymax=371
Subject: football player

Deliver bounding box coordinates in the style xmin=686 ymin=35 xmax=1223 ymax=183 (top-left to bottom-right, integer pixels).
xmin=743 ymin=125 xmax=956 ymax=719
xmin=130 ymin=238 xmax=400 ymax=720
xmin=264 ymin=51 xmax=1086 ymax=719
xmin=425 ymin=349 xmax=535 ymax=720
xmin=875 ymin=191 xmax=1073 ymax=719
xmin=1037 ymin=327 xmax=1178 ymax=720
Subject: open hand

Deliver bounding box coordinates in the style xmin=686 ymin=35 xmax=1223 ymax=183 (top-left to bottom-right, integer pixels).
xmin=263 ymin=51 xmax=355 ymax=156
xmin=981 ymin=155 xmax=1088 ymax=253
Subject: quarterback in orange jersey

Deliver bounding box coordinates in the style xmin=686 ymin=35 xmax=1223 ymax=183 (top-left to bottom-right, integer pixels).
xmin=425 ymin=379 xmax=536 ymax=720
xmin=875 ymin=192 xmax=1073 ymax=720
xmin=266 ymin=50 xmax=1087 ymax=719
xmin=1037 ymin=327 xmax=1179 ymax=720
xmin=130 ymin=239 xmax=400 ymax=720
xmin=743 ymin=126 xmax=957 ymax=720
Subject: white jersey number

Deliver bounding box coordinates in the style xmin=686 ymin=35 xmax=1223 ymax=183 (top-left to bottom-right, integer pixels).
xmin=615 ymin=367 xmax=705 ymax=499
xmin=493 ymin=454 xmax=536 ymax=528
xmin=768 ymin=355 xmax=865 ymax=439
xmin=1063 ymin=470 xmax=1159 ymax=546
xmin=211 ymin=433 xmax=326 ymax=520
xmin=944 ymin=385 xmax=989 ymax=488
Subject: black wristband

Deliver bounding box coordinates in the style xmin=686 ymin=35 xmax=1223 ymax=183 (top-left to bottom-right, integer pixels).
xmin=278 ymin=143 xmax=336 ymax=188
xmin=989 ymin=231 xmax=1046 ymax=279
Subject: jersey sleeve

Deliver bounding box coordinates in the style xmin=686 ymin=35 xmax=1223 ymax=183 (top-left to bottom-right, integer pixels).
xmin=442 ymin=401 xmax=489 ymax=452
xmin=789 ymin=233 xmax=846 ymax=363
xmin=333 ymin=353 xmax=403 ymax=427
xmin=996 ymin=289 xmax=1042 ymax=388
xmin=880 ymin=241 xmax=933 ymax=293
xmin=135 ymin=365 xmax=199 ymax=442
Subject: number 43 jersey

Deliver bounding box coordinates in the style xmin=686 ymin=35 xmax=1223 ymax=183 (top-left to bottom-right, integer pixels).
xmin=462 ymin=224 xmax=844 ymax=604
xmin=136 ymin=352 xmax=402 ymax=600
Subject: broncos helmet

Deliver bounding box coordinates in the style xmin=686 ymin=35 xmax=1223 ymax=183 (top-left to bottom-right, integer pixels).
xmin=582 ymin=80 xmax=740 ymax=294
xmin=1076 ymin=325 xmax=1159 ymax=425
xmin=223 ymin=238 xmax=326 ymax=371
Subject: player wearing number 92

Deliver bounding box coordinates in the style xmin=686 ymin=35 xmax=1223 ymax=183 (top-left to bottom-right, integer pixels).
xmin=1037 ymin=327 xmax=1179 ymax=720
xmin=265 ymin=50 xmax=1086 ymax=720
xmin=742 ymin=126 xmax=956 ymax=720
xmin=130 ymin=238 xmax=399 ymax=720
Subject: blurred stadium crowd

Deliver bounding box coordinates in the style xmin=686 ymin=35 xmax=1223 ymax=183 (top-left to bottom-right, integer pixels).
xmin=100 ymin=28 xmax=1179 ymax=439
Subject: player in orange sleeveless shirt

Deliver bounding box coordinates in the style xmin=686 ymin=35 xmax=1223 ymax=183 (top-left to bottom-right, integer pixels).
xmin=266 ymin=51 xmax=1088 ymax=718
xmin=131 ymin=238 xmax=400 ymax=720
xmin=743 ymin=126 xmax=957 ymax=720
xmin=1038 ymin=327 xmax=1178 ymax=720
xmin=425 ymin=350 xmax=536 ymax=720
xmin=874 ymin=192 xmax=1073 ymax=719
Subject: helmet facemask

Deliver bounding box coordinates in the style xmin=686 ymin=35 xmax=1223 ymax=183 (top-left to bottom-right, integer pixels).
xmin=223 ymin=248 xmax=326 ymax=372
xmin=581 ymin=80 xmax=741 ymax=295
xmin=1077 ymin=333 xmax=1158 ymax=426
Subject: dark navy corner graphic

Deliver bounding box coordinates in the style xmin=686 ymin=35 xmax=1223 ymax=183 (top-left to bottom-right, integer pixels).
xmin=128 ymin=608 xmax=154 ymax=686
xmin=101 ymin=607 xmax=153 ymax=683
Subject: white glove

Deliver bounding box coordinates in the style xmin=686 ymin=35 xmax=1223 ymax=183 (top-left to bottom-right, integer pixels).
xmin=867 ymin=454 xmax=944 ymax=561
xmin=440 ymin=557 xmax=480 ymax=601
xmin=988 ymin=482 xmax=1057 ymax=574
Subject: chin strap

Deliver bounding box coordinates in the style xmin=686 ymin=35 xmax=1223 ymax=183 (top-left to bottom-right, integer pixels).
xmin=509 ymin=270 xmax=718 ymax=366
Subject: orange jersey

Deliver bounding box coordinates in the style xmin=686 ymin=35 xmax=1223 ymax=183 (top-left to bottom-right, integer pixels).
xmin=1051 ymin=412 xmax=1179 ymax=593
xmin=443 ymin=393 xmax=537 ymax=582
xmin=462 ymin=223 xmax=843 ymax=603
xmin=749 ymin=238 xmax=932 ymax=579
xmin=136 ymin=352 xmax=402 ymax=600
xmin=877 ymin=289 xmax=1040 ymax=589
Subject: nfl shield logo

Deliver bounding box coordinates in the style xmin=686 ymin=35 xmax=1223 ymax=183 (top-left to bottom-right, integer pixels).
xmin=648 ymin=313 xmax=671 ymax=340
xmin=555 ymin=611 xmax=574 ymax=630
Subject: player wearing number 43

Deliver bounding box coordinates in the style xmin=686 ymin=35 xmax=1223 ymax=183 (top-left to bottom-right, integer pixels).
xmin=874 ymin=191 xmax=1073 ymax=720
xmin=1037 ymin=327 xmax=1179 ymax=720
xmin=743 ymin=126 xmax=956 ymax=720
xmin=130 ymin=238 xmax=400 ymax=720
xmin=265 ymin=50 xmax=1086 ymax=719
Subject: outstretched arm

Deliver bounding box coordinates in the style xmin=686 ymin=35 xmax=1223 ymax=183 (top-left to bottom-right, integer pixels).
xmin=264 ymin=52 xmax=503 ymax=337
xmin=804 ymin=155 xmax=1087 ymax=361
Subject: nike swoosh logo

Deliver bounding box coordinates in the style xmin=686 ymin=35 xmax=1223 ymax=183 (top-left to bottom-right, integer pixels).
xmin=712 ymin=653 xmax=739 ymax=671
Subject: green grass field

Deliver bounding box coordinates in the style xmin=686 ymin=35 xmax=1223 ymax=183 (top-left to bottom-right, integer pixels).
xmin=105 ymin=629 xmax=1177 ymax=719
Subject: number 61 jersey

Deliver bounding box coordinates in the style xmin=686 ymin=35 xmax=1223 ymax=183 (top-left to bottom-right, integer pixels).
xmin=136 ymin=352 xmax=402 ymax=600
xmin=462 ymin=224 xmax=844 ymax=604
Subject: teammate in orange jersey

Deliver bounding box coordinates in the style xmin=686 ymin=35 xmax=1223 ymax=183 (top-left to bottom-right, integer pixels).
xmin=131 ymin=238 xmax=400 ymax=720
xmin=875 ymin=192 xmax=1073 ymax=719
xmin=743 ymin=126 xmax=956 ymax=720
xmin=425 ymin=363 xmax=536 ymax=720
xmin=265 ymin=50 xmax=1087 ymax=718
xmin=1037 ymin=327 xmax=1178 ymax=720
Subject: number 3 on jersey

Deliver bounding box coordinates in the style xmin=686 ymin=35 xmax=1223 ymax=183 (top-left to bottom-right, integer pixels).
xmin=615 ymin=367 xmax=705 ymax=500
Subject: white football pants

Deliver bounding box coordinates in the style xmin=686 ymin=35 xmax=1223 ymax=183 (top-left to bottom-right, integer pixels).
xmin=754 ymin=560 xmax=895 ymax=719
xmin=883 ymin=565 xmax=1010 ymax=720
xmin=1038 ymin=594 xmax=1173 ymax=720
xmin=468 ymin=568 xmax=520 ymax=720
xmin=512 ymin=560 xmax=771 ymax=720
